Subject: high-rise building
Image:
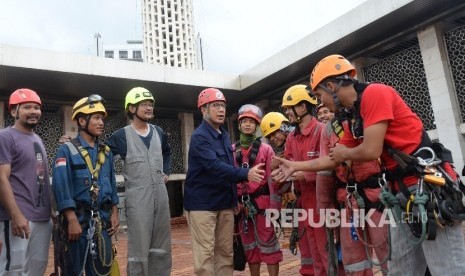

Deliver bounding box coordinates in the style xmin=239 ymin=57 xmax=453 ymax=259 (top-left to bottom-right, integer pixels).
xmin=142 ymin=0 xmax=200 ymax=69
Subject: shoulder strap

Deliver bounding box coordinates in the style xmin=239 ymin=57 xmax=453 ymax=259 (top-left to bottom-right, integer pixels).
xmin=348 ymin=82 xmax=371 ymax=139
xmin=64 ymin=141 xmax=80 ymax=156
xmin=248 ymin=138 xmax=262 ymax=166
xmin=69 ymin=138 xmax=107 ymax=180
xmin=330 ymin=118 xmax=344 ymax=139
xmin=235 ymin=139 xmax=262 ymax=168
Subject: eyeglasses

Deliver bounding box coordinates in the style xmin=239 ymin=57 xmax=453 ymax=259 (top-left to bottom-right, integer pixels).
xmin=210 ymin=102 xmax=227 ymax=110
xmin=138 ymin=102 xmax=154 ymax=109
xmin=73 ymin=94 xmax=105 ymax=113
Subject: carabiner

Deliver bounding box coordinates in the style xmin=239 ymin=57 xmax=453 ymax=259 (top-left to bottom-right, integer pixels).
xmin=378 ymin=173 xmax=388 ymax=188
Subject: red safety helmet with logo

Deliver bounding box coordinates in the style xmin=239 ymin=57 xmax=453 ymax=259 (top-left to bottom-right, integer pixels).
xmin=238 ymin=104 xmax=263 ymax=123
xmin=9 ymin=88 xmax=42 ymax=110
xmin=197 ymin=88 xmax=226 ymax=109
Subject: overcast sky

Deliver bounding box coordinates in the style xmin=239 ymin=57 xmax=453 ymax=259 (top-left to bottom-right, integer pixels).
xmin=0 ymin=0 xmax=367 ymax=74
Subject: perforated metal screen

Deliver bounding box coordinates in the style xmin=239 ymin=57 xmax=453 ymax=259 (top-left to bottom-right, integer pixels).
xmin=444 ymin=24 xmax=465 ymax=123
xmin=362 ymin=45 xmax=436 ymax=130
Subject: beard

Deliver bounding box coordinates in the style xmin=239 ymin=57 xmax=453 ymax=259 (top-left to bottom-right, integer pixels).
xmin=18 ymin=115 xmax=40 ymax=129
xmin=22 ymin=121 xmax=38 ymax=129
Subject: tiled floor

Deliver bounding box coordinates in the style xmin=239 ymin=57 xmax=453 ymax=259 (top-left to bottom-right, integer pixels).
xmin=45 ymin=217 xmax=384 ymax=275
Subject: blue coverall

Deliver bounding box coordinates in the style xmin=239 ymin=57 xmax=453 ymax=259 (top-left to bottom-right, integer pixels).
xmin=52 ymin=135 xmax=119 ymax=276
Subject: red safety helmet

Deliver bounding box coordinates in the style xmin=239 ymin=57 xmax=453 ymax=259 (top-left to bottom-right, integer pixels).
xmin=197 ymin=88 xmax=226 ymax=109
xmin=9 ymin=88 xmax=42 ymax=110
xmin=238 ymin=104 xmax=263 ymax=123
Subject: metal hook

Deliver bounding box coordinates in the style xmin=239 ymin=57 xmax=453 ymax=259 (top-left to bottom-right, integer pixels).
xmin=378 ymin=173 xmax=387 ymax=188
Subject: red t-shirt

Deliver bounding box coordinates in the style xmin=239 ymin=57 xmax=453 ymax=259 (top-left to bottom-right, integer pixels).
xmin=340 ymin=83 xmax=424 ymax=186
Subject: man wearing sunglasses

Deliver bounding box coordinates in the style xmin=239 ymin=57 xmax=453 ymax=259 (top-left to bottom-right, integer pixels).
xmin=52 ymin=95 xmax=119 ymax=275
xmin=106 ymin=87 xmax=172 ymax=276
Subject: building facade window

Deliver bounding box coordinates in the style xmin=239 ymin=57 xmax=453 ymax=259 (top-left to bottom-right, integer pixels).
xmin=119 ymin=51 xmax=128 ymax=59
xmin=104 ymin=51 xmax=114 ymax=58
xmin=133 ymin=51 xmax=142 ymax=59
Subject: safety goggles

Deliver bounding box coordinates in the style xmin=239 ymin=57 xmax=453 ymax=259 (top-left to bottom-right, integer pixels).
xmin=73 ymin=94 xmax=106 ymax=113
xmin=86 ymin=94 xmax=106 ymax=106
xmin=238 ymin=104 xmax=263 ymax=118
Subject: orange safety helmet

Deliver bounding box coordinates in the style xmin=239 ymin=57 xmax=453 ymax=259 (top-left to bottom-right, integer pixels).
xmin=238 ymin=104 xmax=263 ymax=123
xmin=9 ymin=88 xmax=42 ymax=110
xmin=310 ymin=54 xmax=356 ymax=91
xmin=197 ymin=88 xmax=226 ymax=109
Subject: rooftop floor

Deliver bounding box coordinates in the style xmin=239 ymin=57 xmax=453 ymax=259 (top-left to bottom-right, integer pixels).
xmin=45 ymin=216 xmax=385 ymax=275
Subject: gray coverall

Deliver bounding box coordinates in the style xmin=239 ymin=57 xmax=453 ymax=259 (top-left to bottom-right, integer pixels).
xmin=123 ymin=125 xmax=172 ymax=276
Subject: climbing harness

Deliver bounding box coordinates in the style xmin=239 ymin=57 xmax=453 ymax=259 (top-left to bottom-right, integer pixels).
xmin=380 ymin=139 xmax=465 ymax=245
xmin=341 ymin=164 xmax=391 ymax=273
xmin=337 ymin=82 xmax=465 ymax=244
xmin=68 ymin=138 xmax=114 ymax=275
xmin=236 ymin=139 xmax=280 ymax=250
xmin=236 ymin=138 xmax=262 ymax=235
xmin=329 ymin=114 xmax=390 ymax=273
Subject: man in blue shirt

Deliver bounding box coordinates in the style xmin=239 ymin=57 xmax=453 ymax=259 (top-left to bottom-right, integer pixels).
xmin=184 ymin=88 xmax=264 ymax=276
xmin=52 ymin=95 xmax=119 ymax=275
xmin=59 ymin=87 xmax=172 ymax=276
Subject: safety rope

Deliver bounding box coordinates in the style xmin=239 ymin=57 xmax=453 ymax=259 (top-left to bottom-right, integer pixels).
xmin=241 ymin=195 xmax=279 ymax=247
xmin=379 ymin=173 xmax=428 ymax=245
xmin=346 ymin=190 xmax=391 ymax=269
xmin=327 ymin=227 xmax=339 ymax=276
xmin=343 ymin=170 xmax=391 ymax=275
xmin=288 ymin=200 xmax=300 ymax=255
xmin=79 ymin=218 xmax=95 ymax=275
xmin=91 ymin=217 xmax=113 ymax=276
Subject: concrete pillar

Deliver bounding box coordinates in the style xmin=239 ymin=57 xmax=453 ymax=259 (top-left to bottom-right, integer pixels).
xmin=227 ymin=113 xmax=238 ymax=143
xmin=178 ymin=112 xmax=194 ymax=173
xmin=0 ymin=101 xmax=4 ymax=129
xmin=351 ymin=58 xmax=367 ymax=82
xmin=418 ymin=23 xmax=465 ymax=174
xmin=178 ymin=112 xmax=194 ymax=216
xmin=62 ymin=106 xmax=78 ymax=137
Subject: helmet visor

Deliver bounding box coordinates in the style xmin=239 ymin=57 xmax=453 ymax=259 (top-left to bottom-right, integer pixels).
xmin=238 ymin=104 xmax=263 ymax=119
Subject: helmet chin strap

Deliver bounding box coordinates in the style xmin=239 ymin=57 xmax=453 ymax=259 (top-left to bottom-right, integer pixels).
xmin=15 ymin=105 xmax=20 ymax=120
xmin=290 ymin=106 xmax=310 ymax=126
xmin=134 ymin=106 xmax=152 ymax=123
xmin=78 ymin=115 xmax=96 ymax=137
xmin=319 ymin=80 xmax=345 ymax=116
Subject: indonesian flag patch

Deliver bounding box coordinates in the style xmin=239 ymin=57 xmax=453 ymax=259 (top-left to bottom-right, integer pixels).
xmin=55 ymin=158 xmax=66 ymax=168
